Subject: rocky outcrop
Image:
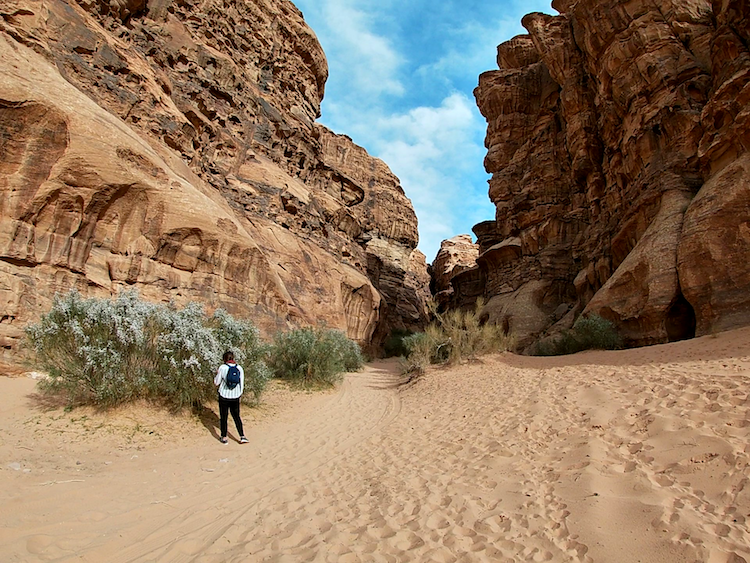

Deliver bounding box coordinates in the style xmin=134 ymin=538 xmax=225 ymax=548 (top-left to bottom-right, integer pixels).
xmin=431 ymin=235 xmax=480 ymax=309
xmin=461 ymin=0 xmax=750 ymax=349
xmin=0 ymin=0 xmax=429 ymax=356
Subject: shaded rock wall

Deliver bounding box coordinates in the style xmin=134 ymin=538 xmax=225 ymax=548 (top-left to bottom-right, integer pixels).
xmin=0 ymin=0 xmax=429 ymax=355
xmin=460 ymin=0 xmax=750 ymax=349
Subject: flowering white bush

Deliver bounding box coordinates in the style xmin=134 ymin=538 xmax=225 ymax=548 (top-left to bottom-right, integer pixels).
xmin=210 ymin=308 xmax=271 ymax=402
xmin=26 ymin=290 xmax=270 ymax=408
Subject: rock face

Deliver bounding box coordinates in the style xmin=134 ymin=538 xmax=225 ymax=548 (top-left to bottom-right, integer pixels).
xmin=431 ymin=235 xmax=480 ymax=310
xmin=457 ymin=0 xmax=750 ymax=349
xmin=0 ymin=0 xmax=429 ymax=356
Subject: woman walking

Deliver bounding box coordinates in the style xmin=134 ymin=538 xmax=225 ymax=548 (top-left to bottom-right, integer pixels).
xmin=214 ymin=350 xmax=249 ymax=444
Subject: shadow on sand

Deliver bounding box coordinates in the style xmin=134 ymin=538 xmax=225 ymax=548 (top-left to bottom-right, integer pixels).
xmin=25 ymin=390 xmax=72 ymax=412
xmin=195 ymin=404 xmax=223 ymax=441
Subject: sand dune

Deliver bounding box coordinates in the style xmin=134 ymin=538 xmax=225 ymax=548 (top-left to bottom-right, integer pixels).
xmin=2 ymin=327 xmax=750 ymax=562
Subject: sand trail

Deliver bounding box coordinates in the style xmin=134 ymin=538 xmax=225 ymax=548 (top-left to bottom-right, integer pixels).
xmin=0 ymin=362 xmax=403 ymax=562
xmin=2 ymin=329 xmax=750 ymax=562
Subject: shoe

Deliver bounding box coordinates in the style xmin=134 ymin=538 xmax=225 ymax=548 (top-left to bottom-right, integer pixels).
xmin=240 ymin=436 xmax=249 ymax=444
xmin=220 ymin=436 xmax=228 ymax=444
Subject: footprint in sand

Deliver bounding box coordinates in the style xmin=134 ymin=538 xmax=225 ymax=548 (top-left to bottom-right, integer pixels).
xmin=77 ymin=510 xmax=108 ymax=522
xmin=26 ymin=535 xmax=54 ymax=555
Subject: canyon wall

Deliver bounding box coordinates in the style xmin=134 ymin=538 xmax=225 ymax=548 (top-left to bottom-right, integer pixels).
xmin=458 ymin=0 xmax=750 ymax=349
xmin=431 ymin=235 xmax=480 ymax=311
xmin=0 ymin=0 xmax=429 ymax=356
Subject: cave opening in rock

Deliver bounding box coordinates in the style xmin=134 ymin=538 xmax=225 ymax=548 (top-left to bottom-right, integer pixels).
xmin=665 ymin=293 xmax=696 ymax=342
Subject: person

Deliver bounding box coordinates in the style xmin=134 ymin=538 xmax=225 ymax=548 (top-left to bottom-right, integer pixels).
xmin=214 ymin=350 xmax=249 ymax=444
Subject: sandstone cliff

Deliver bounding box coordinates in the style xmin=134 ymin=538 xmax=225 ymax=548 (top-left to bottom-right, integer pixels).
xmin=452 ymin=0 xmax=750 ymax=349
xmin=0 ymin=0 xmax=429 ymax=356
xmin=431 ymin=235 xmax=479 ymax=310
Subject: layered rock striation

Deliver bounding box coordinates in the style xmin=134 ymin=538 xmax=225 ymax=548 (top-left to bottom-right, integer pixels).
xmin=456 ymin=0 xmax=750 ymax=349
xmin=0 ymin=0 xmax=429 ymax=355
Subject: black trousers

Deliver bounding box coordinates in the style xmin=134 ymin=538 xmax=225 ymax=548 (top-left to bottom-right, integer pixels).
xmin=218 ymin=396 xmax=244 ymax=438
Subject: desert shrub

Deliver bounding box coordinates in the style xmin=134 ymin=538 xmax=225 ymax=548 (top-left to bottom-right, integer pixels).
xmin=331 ymin=330 xmax=365 ymax=372
xmin=25 ymin=290 xmax=270 ymax=409
xmin=267 ymin=326 xmax=363 ymax=387
xmin=148 ymin=301 xmax=221 ymax=408
xmin=209 ymin=308 xmax=271 ymax=404
xmin=401 ymin=332 xmax=429 ymax=371
xmin=435 ymin=305 xmax=510 ymax=364
xmin=26 ymin=290 xmax=159 ymax=406
xmin=400 ymin=327 xmax=448 ymax=374
xmin=383 ymin=328 xmax=415 ymax=358
xmin=532 ymin=314 xmax=622 ymax=356
xmin=572 ymin=315 xmax=623 ymax=351
xmin=530 ymin=339 xmax=554 ymax=357
xmin=402 ymin=299 xmax=512 ymax=374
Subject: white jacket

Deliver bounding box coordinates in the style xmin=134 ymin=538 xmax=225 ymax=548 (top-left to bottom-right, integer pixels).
xmin=214 ymin=363 xmax=244 ymax=399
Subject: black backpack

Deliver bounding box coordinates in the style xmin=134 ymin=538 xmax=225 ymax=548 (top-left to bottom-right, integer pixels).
xmin=225 ymin=364 xmax=241 ymax=389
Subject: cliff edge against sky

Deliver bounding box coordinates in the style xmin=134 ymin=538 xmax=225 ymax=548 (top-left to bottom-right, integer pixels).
xmin=440 ymin=0 xmax=750 ymax=350
xmin=0 ymin=0 xmax=430 ymax=355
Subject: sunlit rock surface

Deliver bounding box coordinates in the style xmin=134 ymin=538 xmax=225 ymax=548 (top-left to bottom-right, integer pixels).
xmin=431 ymin=235 xmax=480 ymax=310
xmin=456 ymin=0 xmax=750 ymax=349
xmin=0 ymin=0 xmax=429 ymax=355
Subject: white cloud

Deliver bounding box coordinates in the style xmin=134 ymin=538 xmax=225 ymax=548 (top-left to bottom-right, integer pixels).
xmin=294 ymin=0 xmax=558 ymax=261
xmin=368 ymin=94 xmax=494 ymax=261
xmin=304 ymin=0 xmax=404 ymax=98
xmin=314 ymin=85 xmax=495 ymax=262
xmin=413 ymin=1 xmax=554 ymax=86
xmin=416 ymin=19 xmax=522 ymax=82
xmin=374 ymin=94 xmax=478 ymax=172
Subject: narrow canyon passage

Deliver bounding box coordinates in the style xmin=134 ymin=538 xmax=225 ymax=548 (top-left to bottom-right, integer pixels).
xmin=3 ymin=331 xmax=750 ymax=562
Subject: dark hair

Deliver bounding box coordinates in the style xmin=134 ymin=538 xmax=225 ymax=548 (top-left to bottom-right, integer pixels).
xmin=222 ymin=350 xmax=234 ymax=363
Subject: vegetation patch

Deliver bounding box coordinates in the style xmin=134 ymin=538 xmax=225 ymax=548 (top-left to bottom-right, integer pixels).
xmin=383 ymin=328 xmax=415 ymax=358
xmin=25 ymin=290 xmax=271 ymax=409
xmin=532 ymin=314 xmax=623 ymax=356
xmin=267 ymin=326 xmax=364 ymax=387
xmin=402 ymin=299 xmax=512 ymax=374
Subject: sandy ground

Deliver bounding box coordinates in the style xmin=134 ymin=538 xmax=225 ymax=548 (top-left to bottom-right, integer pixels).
xmin=2 ymin=327 xmax=750 ymax=563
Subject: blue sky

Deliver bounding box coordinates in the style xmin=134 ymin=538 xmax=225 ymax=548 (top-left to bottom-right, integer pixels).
xmin=293 ymin=0 xmax=554 ymax=263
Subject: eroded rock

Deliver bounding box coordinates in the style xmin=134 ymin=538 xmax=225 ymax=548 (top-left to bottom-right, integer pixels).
xmin=431 ymin=235 xmax=480 ymax=309
xmin=0 ymin=0 xmax=429 ymax=356
xmin=453 ymin=0 xmax=750 ymax=349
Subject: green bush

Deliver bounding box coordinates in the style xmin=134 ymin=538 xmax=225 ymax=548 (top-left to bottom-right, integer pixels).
xmin=383 ymin=328 xmax=415 ymax=358
xmin=401 ymin=327 xmax=447 ymax=375
xmin=25 ymin=290 xmax=270 ymax=409
xmin=402 ymin=299 xmax=512 ymax=374
xmin=267 ymin=326 xmax=363 ymax=387
xmin=572 ymin=315 xmax=623 ymax=350
xmin=532 ymin=314 xmax=622 ymax=356
xmin=208 ymin=308 xmax=271 ymax=404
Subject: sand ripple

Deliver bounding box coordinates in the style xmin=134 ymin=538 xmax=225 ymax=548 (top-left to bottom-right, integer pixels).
xmin=2 ymin=328 xmax=750 ymax=562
